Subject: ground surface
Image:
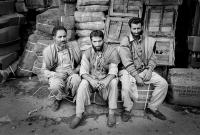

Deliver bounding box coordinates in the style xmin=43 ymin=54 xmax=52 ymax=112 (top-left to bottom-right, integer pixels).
xmin=0 ymin=76 xmax=200 ymax=135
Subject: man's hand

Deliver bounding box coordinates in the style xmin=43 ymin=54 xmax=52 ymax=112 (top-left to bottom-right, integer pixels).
xmin=90 ymin=79 xmax=100 ymax=90
xmin=98 ymin=79 xmax=110 ymax=91
xmin=135 ymin=74 xmax=144 ymax=86
xmin=143 ymin=69 xmax=152 ymax=82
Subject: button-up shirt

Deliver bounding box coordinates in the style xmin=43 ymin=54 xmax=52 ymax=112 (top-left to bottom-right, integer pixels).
xmin=80 ymin=43 xmax=120 ymax=80
xmin=119 ymin=34 xmax=157 ymax=77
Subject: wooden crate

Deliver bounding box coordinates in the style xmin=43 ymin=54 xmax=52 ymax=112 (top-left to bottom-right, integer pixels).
xmin=105 ymin=17 xmax=130 ymax=43
xmin=145 ymin=36 xmax=175 ymax=66
xmin=133 ymin=84 xmax=154 ymax=110
xmin=144 ymin=5 xmax=178 ymax=37
xmin=145 ymin=0 xmax=182 ymax=5
xmin=109 ymin=0 xmax=143 ymax=18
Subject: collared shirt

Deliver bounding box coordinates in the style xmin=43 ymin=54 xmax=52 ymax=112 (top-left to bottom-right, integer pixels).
xmin=42 ymin=43 xmax=74 ymax=79
xmin=80 ymin=43 xmax=120 ymax=79
xmin=55 ymin=46 xmax=73 ymax=73
xmin=119 ymin=34 xmax=157 ymax=77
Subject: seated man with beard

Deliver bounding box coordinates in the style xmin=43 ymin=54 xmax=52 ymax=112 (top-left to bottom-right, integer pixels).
xmin=119 ymin=17 xmax=168 ymax=122
xmin=70 ymin=30 xmax=120 ymax=129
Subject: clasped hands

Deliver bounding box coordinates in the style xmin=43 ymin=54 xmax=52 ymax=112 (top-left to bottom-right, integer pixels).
xmin=90 ymin=79 xmax=109 ymax=92
xmin=135 ymin=69 xmax=152 ymax=86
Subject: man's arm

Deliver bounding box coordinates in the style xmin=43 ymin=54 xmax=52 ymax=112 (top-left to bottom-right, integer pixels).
xmin=80 ymin=50 xmax=99 ymax=89
xmin=143 ymin=42 xmax=157 ymax=81
xmin=82 ymin=74 xmax=99 ymax=89
xmin=99 ymin=48 xmax=119 ymax=89
xmin=42 ymin=47 xmax=66 ymax=79
xmin=119 ymin=37 xmax=138 ymax=77
xmin=42 ymin=47 xmax=56 ymax=79
xmin=119 ymin=37 xmax=144 ymax=85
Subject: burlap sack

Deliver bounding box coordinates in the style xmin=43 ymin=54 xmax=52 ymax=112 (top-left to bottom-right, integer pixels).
xmin=77 ymin=0 xmax=109 ymax=6
xmin=32 ymin=58 xmax=43 ymax=75
xmin=60 ymin=16 xmax=75 ymax=30
xmin=74 ymin=11 xmax=105 ymax=22
xmin=75 ymin=21 xmax=105 ymax=30
xmin=78 ymin=36 xmax=92 ymax=50
xmin=36 ymin=8 xmax=60 ymax=24
xmin=77 ymin=5 xmax=109 ymax=12
xmin=76 ymin=29 xmax=104 ymax=37
xmin=16 ymin=33 xmax=52 ymax=77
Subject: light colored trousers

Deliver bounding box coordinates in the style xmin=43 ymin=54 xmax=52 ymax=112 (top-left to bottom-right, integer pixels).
xmin=48 ymin=74 xmax=81 ymax=101
xmin=119 ymin=69 xmax=168 ymax=111
xmin=75 ymin=78 xmax=119 ymax=115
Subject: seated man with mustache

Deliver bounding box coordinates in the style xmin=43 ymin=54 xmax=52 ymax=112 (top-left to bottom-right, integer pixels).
xmin=42 ymin=26 xmax=81 ymax=111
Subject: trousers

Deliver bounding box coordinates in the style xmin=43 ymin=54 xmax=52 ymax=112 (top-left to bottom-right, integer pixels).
xmin=48 ymin=74 xmax=81 ymax=101
xmin=119 ymin=69 xmax=168 ymax=111
xmin=75 ymin=78 xmax=119 ymax=115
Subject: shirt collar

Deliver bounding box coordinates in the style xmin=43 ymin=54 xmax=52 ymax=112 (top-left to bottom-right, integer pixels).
xmin=55 ymin=43 xmax=67 ymax=52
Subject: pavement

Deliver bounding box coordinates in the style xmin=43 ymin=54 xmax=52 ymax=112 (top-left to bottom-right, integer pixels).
xmin=0 ymin=76 xmax=200 ymax=135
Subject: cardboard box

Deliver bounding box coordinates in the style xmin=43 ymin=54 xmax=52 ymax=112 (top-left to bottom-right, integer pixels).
xmin=168 ymin=68 xmax=200 ymax=107
xmin=188 ymin=36 xmax=200 ymax=52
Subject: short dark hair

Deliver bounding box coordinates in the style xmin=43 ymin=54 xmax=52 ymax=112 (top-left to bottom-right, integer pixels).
xmin=90 ymin=30 xmax=104 ymax=40
xmin=128 ymin=17 xmax=143 ymax=27
xmin=52 ymin=26 xmax=67 ymax=36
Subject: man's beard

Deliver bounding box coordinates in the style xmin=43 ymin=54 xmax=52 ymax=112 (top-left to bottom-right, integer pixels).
xmin=92 ymin=45 xmax=103 ymax=52
xmin=131 ymin=31 xmax=142 ymax=39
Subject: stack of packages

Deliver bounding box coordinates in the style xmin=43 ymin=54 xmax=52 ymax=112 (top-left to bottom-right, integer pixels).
xmin=16 ymin=1 xmax=77 ymax=79
xmin=143 ymin=0 xmax=183 ymax=107
xmin=105 ymin=0 xmax=143 ymax=44
xmin=144 ymin=0 xmax=182 ymax=66
xmin=75 ymin=0 xmax=109 ymax=51
xmin=188 ymin=1 xmax=200 ymax=68
xmin=0 ymin=0 xmax=25 ymax=70
xmin=168 ymin=68 xmax=200 ymax=107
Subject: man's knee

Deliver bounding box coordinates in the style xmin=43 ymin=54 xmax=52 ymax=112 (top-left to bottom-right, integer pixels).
xmin=160 ymin=78 xmax=168 ymax=90
xmin=70 ymin=74 xmax=81 ymax=85
xmin=77 ymin=79 xmax=89 ymax=93
xmin=109 ymin=78 xmax=118 ymax=87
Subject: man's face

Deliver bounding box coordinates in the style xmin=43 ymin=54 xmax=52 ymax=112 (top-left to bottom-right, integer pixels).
xmin=54 ymin=30 xmax=67 ymax=47
xmin=130 ymin=23 xmax=142 ymax=37
xmin=91 ymin=36 xmax=104 ymax=52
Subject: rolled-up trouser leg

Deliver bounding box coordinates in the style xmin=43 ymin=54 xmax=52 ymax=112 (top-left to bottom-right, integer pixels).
xmin=107 ymin=78 xmax=119 ymax=110
xmin=119 ymin=70 xmax=133 ymax=111
xmin=144 ymin=72 xmax=168 ymax=111
xmin=65 ymin=74 xmax=81 ymax=96
xmin=48 ymin=77 xmax=65 ymax=100
xmin=76 ymin=79 xmax=91 ymax=115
